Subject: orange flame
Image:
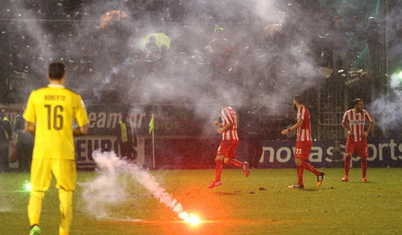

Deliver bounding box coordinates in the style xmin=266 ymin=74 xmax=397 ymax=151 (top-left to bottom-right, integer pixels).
xmin=178 ymin=212 xmax=201 ymax=226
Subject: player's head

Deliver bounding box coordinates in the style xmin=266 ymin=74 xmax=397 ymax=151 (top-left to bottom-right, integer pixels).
xmin=293 ymin=94 xmax=305 ymax=110
xmin=217 ymin=94 xmax=232 ymax=108
xmin=149 ymin=36 xmax=156 ymax=43
xmin=112 ymin=13 xmax=119 ymax=21
xmin=0 ymin=109 xmax=5 ymax=118
xmin=293 ymin=94 xmax=305 ymax=105
xmin=353 ymin=98 xmax=364 ymax=112
xmin=48 ymin=62 xmax=66 ymax=81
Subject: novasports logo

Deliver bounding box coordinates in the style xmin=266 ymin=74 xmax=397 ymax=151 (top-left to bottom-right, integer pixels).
xmin=260 ymin=139 xmax=402 ymax=167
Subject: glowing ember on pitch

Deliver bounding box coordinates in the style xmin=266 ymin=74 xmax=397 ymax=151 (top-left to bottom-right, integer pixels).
xmin=24 ymin=180 xmax=31 ymax=191
xmin=179 ymin=212 xmax=201 ymax=226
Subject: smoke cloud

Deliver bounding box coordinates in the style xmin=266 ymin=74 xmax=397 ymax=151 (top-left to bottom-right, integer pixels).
xmin=3 ymin=0 xmax=325 ymax=118
xmin=80 ymin=150 xmax=191 ymax=220
xmin=369 ymin=74 xmax=402 ymax=131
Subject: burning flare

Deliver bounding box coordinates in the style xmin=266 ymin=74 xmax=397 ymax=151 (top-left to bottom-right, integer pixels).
xmin=179 ymin=212 xmax=201 ymax=225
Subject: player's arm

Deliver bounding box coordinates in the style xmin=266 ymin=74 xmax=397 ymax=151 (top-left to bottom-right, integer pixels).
xmin=73 ymin=95 xmax=89 ymax=137
xmin=218 ymin=123 xmax=233 ymax=134
xmin=73 ymin=124 xmax=88 ymax=136
xmin=341 ymin=122 xmax=353 ymax=136
xmin=213 ymin=121 xmax=223 ymax=127
xmin=24 ymin=121 xmax=36 ymax=135
xmin=364 ymin=118 xmax=375 ymax=137
xmin=281 ymin=118 xmax=303 ymax=135
xmin=341 ymin=112 xmax=352 ymax=136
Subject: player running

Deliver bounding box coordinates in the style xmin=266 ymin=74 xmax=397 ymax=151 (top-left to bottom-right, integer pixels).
xmin=208 ymin=106 xmax=249 ymax=189
xmin=24 ymin=63 xmax=89 ymax=235
xmin=281 ymin=95 xmax=324 ymax=189
xmin=341 ymin=98 xmax=375 ymax=182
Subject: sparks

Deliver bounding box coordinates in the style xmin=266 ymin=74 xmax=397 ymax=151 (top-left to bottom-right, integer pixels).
xmin=24 ymin=180 xmax=31 ymax=191
xmin=178 ymin=212 xmax=201 ymax=226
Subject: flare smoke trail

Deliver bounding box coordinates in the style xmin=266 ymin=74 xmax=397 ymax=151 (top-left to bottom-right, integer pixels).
xmin=81 ymin=150 xmax=192 ymax=221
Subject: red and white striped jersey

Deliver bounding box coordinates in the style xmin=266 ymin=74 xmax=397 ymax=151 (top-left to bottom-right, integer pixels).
xmin=342 ymin=109 xmax=374 ymax=142
xmin=221 ymin=106 xmax=238 ymax=141
xmin=297 ymin=105 xmax=312 ymax=142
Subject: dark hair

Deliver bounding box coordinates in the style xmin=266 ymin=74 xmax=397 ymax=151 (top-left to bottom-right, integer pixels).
xmin=353 ymin=98 xmax=362 ymax=106
xmin=48 ymin=62 xmax=65 ymax=80
xmin=293 ymin=94 xmax=305 ymax=104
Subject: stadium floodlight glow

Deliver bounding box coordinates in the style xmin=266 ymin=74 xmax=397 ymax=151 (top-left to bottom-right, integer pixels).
xmin=398 ymin=71 xmax=402 ymax=81
xmin=178 ymin=211 xmax=201 ymax=226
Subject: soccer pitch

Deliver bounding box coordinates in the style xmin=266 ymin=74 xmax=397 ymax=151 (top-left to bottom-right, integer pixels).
xmin=1 ymin=168 xmax=402 ymax=235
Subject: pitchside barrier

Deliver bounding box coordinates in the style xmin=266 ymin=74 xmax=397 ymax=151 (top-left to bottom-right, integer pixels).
xmin=73 ymin=137 xmax=402 ymax=169
xmin=3 ymin=105 xmax=402 ymax=169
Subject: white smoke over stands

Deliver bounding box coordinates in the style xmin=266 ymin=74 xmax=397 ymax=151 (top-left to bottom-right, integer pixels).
xmin=81 ymin=150 xmax=196 ymax=222
xmin=6 ymin=0 xmax=321 ymax=111
xmin=369 ymin=74 xmax=402 ymax=130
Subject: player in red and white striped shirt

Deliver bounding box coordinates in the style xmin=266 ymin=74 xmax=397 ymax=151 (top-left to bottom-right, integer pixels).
xmin=208 ymin=106 xmax=249 ymax=189
xmin=341 ymin=98 xmax=375 ymax=183
xmin=281 ymin=95 xmax=324 ymax=189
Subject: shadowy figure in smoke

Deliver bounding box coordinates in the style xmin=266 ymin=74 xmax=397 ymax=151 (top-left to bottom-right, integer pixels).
xmin=328 ymin=14 xmax=353 ymax=75
xmin=360 ymin=17 xmax=382 ymax=81
xmin=206 ymin=27 xmax=233 ymax=75
xmin=115 ymin=112 xmax=137 ymax=162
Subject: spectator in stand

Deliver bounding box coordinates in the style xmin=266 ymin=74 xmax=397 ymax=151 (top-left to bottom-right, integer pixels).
xmin=13 ymin=107 xmax=34 ymax=172
xmin=0 ymin=109 xmax=13 ymax=173
xmin=206 ymin=27 xmax=233 ymax=70
xmin=144 ymin=36 xmax=160 ymax=61
xmin=361 ymin=17 xmax=382 ymax=77
xmin=389 ymin=21 xmax=402 ymax=74
xmin=246 ymin=117 xmax=263 ymax=169
xmin=328 ymin=14 xmax=352 ymax=75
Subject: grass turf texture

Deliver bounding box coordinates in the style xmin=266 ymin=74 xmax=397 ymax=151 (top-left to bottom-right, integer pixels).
xmin=1 ymin=168 xmax=402 ymax=235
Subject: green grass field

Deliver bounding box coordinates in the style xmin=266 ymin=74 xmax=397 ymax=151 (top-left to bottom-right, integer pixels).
xmin=1 ymin=168 xmax=402 ymax=235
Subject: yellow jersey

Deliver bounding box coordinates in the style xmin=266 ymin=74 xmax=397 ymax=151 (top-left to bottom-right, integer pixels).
xmin=23 ymin=85 xmax=89 ymax=160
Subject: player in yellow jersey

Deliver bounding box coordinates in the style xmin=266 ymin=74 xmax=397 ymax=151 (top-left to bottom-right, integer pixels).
xmin=23 ymin=63 xmax=89 ymax=235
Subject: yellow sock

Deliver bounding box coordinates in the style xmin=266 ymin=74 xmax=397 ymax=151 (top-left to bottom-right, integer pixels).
xmin=59 ymin=189 xmax=73 ymax=235
xmin=28 ymin=191 xmax=45 ymax=226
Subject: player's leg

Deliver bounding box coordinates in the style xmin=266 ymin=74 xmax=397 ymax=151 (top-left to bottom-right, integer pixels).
xmin=28 ymin=159 xmax=52 ymax=231
xmin=297 ymin=142 xmax=321 ymax=176
xmin=358 ymin=138 xmax=369 ymax=182
xmin=297 ymin=142 xmax=324 ymax=187
xmin=214 ymin=155 xmax=224 ymax=183
xmin=223 ymin=140 xmax=249 ymax=176
xmin=225 ymin=158 xmax=243 ymax=167
xmin=209 ymin=141 xmax=225 ymax=188
xmin=224 ymin=141 xmax=242 ymax=168
xmin=293 ymin=159 xmax=304 ymax=188
xmin=360 ymin=157 xmax=368 ymax=182
xmin=53 ymin=159 xmax=76 ymax=235
xmin=343 ymin=137 xmax=355 ymax=181
xmin=289 ymin=143 xmax=305 ymax=188
xmin=59 ymin=190 xmax=73 ymax=235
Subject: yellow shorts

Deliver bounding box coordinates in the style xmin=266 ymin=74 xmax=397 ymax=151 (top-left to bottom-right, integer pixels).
xmin=31 ymin=158 xmax=76 ymax=191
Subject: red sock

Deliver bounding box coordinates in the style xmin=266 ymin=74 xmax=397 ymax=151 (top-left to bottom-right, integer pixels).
xmin=300 ymin=160 xmax=320 ymax=176
xmin=227 ymin=159 xmax=243 ymax=168
xmin=297 ymin=166 xmax=304 ymax=185
xmin=361 ymin=159 xmax=367 ymax=178
xmin=215 ymin=160 xmax=223 ymax=182
xmin=344 ymin=156 xmax=351 ymax=176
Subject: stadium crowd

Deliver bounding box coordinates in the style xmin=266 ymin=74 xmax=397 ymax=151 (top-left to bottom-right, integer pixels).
xmin=0 ymin=0 xmax=401 ymax=104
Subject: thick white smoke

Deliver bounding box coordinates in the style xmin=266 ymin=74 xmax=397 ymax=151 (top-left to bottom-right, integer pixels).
xmin=80 ymin=150 xmax=190 ymax=220
xmin=369 ymin=74 xmax=402 ymax=130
